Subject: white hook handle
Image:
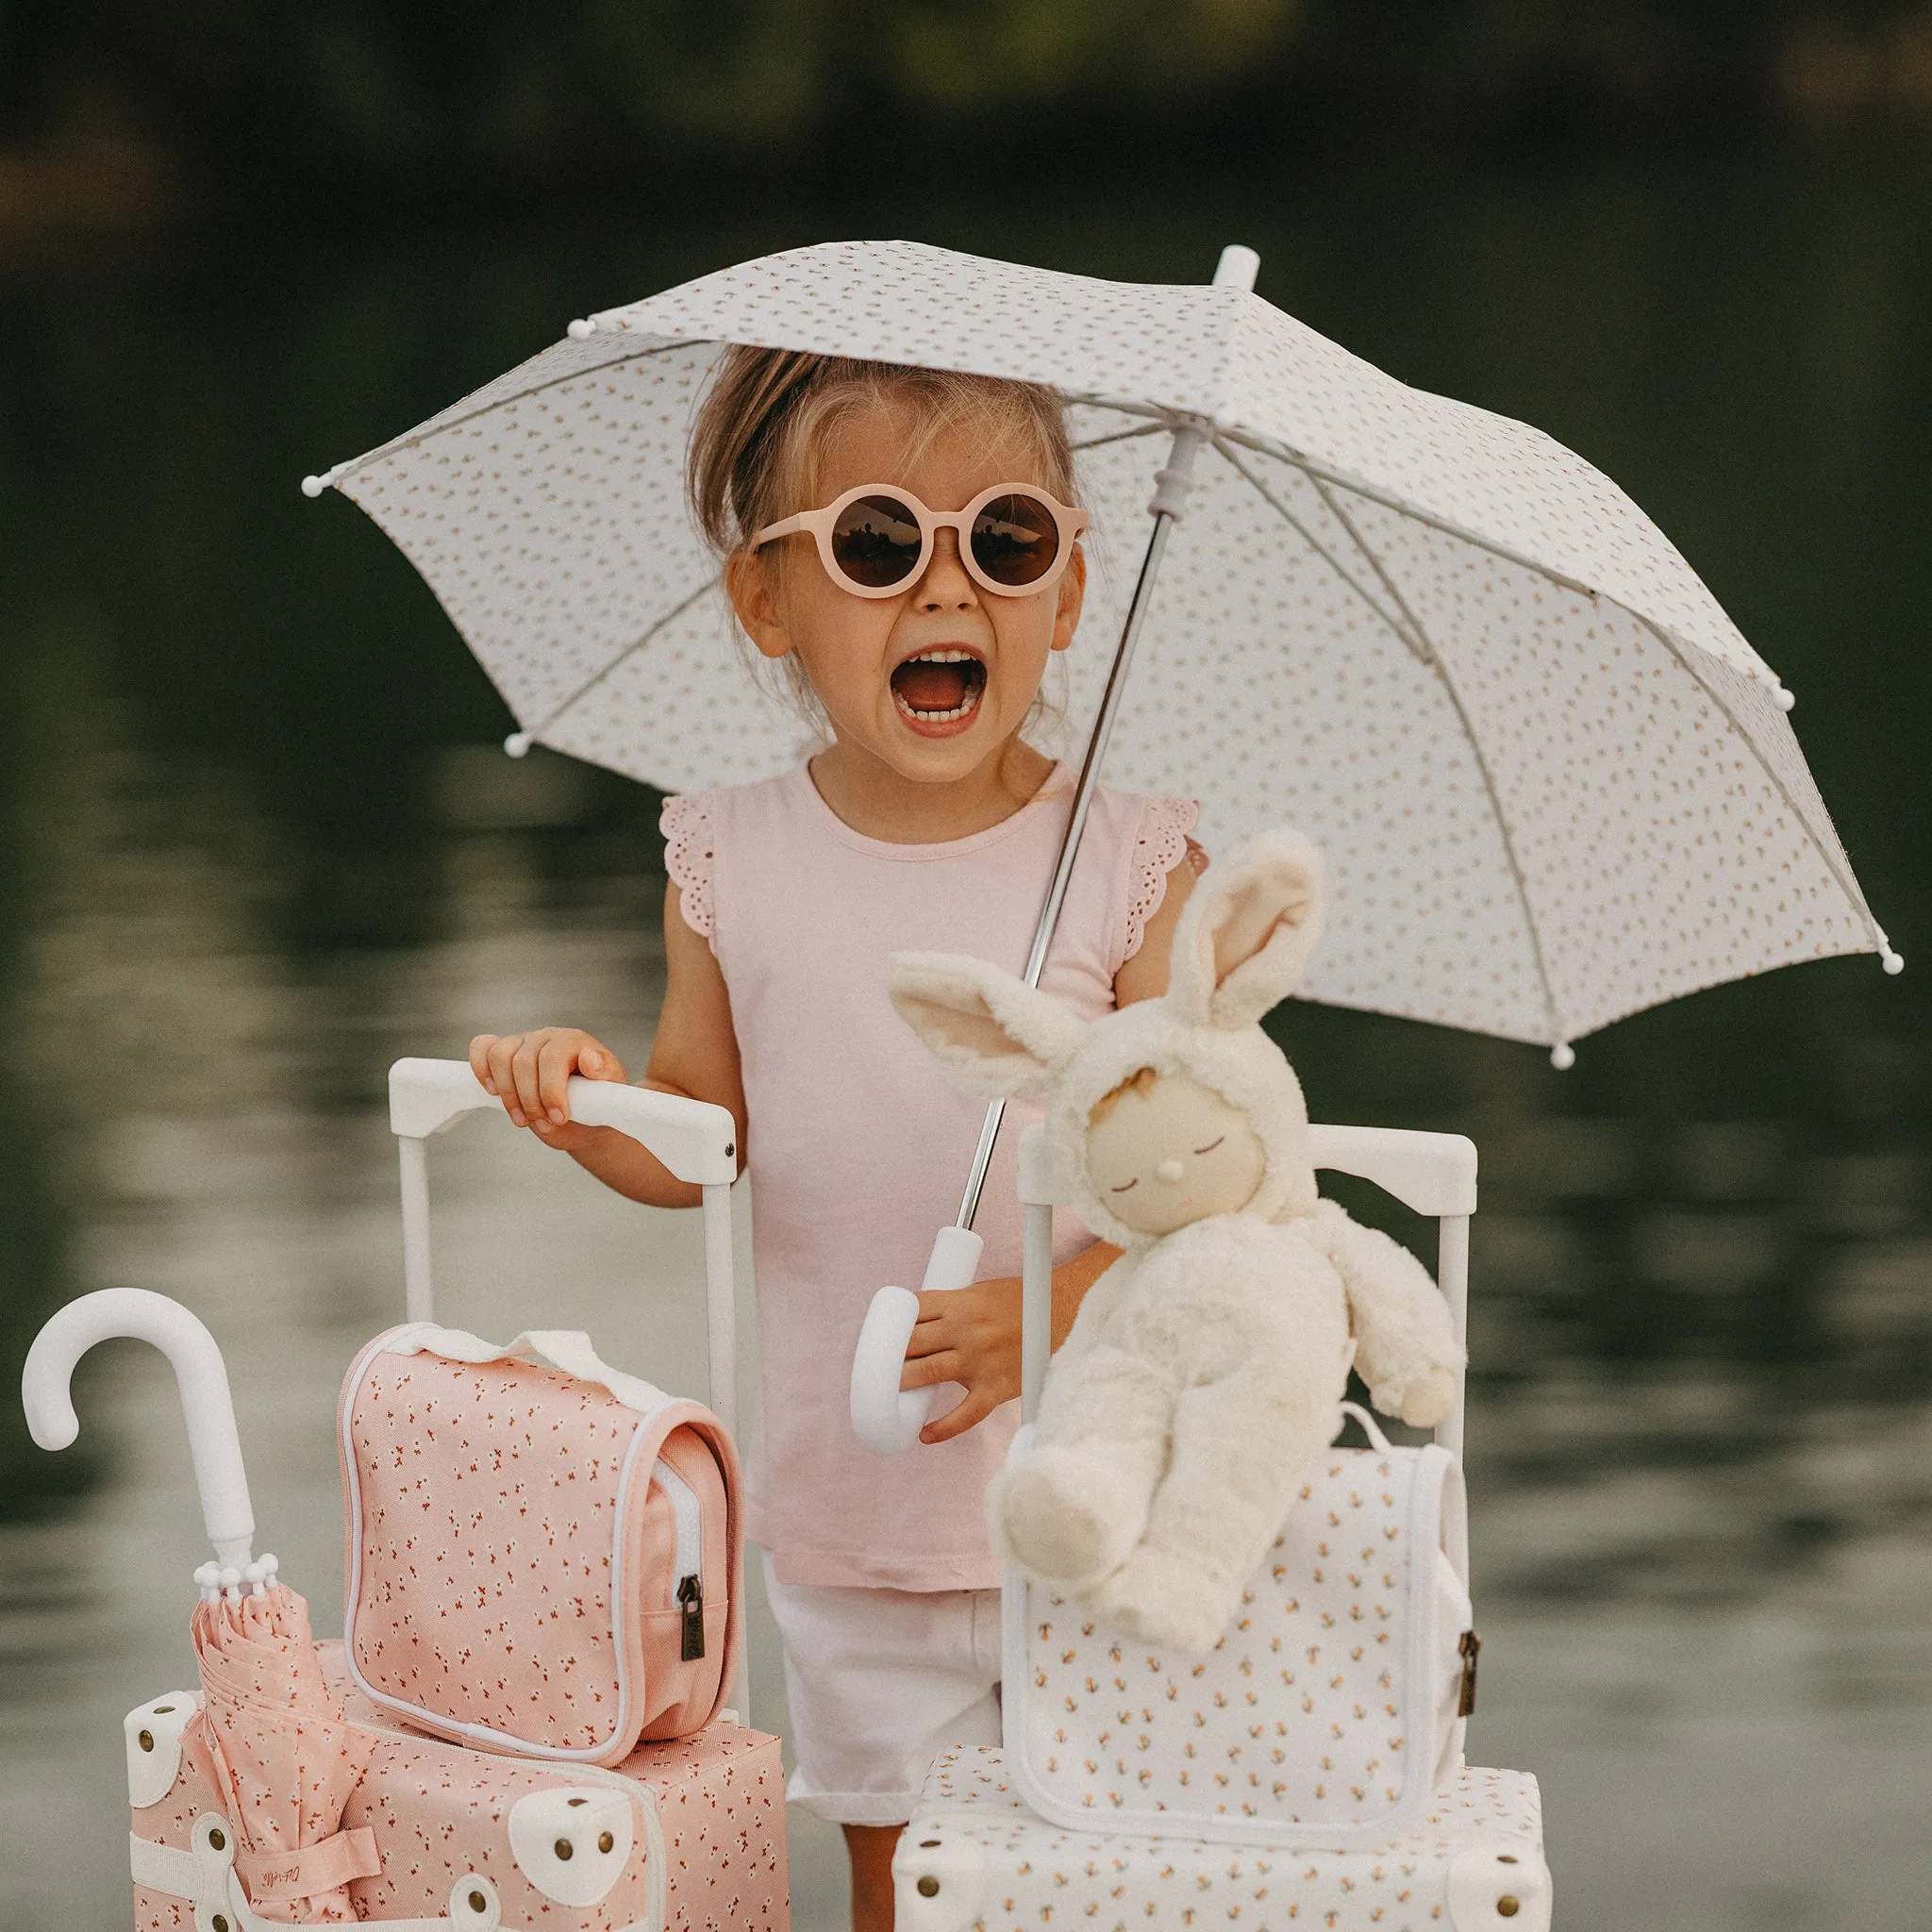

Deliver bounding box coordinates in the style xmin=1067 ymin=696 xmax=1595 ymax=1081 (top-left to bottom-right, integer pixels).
xmin=22 ymin=1289 xmax=256 ymax=1568
xmin=849 ymin=1226 xmax=983 ymax=1456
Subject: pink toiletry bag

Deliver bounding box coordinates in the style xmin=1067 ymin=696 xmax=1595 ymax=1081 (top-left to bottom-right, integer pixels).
xmin=339 ymin=1323 xmax=742 ymax=1765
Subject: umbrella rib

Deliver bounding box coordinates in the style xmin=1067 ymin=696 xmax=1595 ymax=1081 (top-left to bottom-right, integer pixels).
xmin=1219 ymin=424 xmax=1606 ymax=602
xmin=1212 ymin=440 xmax=1432 ymax=666
xmin=331 ymin=339 xmax=704 ymax=483
xmin=1071 ymin=423 xmax=1168 ymax=453
xmin=523 ymin=576 xmax=721 ymax=745
xmin=1306 ymin=473 xmax=1572 ymax=1048
xmin=1625 ymin=608 xmax=1888 ymax=950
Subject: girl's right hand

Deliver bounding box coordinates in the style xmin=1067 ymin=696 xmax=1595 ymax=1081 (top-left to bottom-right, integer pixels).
xmin=469 ymin=1028 xmax=629 ymax=1148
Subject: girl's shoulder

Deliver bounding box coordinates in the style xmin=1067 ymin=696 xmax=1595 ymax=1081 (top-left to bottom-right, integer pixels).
xmin=1095 ymin=783 xmax=1200 ymax=966
xmin=660 ymin=769 xmax=808 ymax=941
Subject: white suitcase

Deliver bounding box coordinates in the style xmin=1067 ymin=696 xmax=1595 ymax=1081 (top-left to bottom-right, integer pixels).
xmin=892 ymin=1744 xmax=1551 ymax=1932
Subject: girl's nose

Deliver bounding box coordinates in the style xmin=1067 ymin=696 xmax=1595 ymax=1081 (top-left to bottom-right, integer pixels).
xmin=915 ymin=528 xmax=978 ymax=610
xmin=1155 ymin=1158 xmax=1185 ymax=1184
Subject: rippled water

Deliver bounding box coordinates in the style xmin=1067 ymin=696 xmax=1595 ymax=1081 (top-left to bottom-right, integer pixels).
xmin=3 ymin=150 xmax=1929 ymax=1930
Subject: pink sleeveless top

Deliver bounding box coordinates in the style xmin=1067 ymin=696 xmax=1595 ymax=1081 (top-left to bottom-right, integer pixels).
xmin=662 ymin=762 xmax=1197 ymax=1590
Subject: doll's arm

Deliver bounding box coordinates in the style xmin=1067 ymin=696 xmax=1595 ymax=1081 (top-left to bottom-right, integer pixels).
xmin=1307 ymin=1199 xmax=1464 ymax=1428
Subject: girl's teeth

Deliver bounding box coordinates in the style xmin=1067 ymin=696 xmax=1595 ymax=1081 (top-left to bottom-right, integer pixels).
xmin=895 ymin=685 xmax=983 ymax=724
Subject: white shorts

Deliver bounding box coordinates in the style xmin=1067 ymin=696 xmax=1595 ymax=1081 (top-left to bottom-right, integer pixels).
xmin=761 ymin=1553 xmax=1002 ymax=1825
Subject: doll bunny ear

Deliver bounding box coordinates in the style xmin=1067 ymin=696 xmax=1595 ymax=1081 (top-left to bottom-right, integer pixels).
xmin=1168 ymin=829 xmax=1325 ymax=1029
xmin=889 ymin=952 xmax=1088 ymax=1099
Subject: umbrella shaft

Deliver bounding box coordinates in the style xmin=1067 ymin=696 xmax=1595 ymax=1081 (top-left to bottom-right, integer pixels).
xmin=955 ymin=430 xmax=1203 ymax=1229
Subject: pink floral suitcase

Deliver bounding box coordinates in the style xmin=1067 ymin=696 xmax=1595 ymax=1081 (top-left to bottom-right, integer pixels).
xmin=125 ymin=1657 xmax=789 ymax=1932
xmin=20 ymin=1061 xmax=789 ymax=1931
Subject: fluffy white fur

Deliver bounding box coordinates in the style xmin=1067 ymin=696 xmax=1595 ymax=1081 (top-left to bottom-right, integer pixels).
xmin=887 ymin=827 xmax=1465 ymax=1655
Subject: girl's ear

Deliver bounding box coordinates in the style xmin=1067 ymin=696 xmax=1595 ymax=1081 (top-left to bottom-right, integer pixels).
xmin=724 ymin=548 xmax=794 ymax=662
xmin=889 ymin=953 xmax=1088 ymax=1098
xmin=1168 ymin=830 xmax=1325 ymax=1030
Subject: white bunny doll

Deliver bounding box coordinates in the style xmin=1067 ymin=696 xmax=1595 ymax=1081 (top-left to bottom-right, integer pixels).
xmin=888 ymin=828 xmax=1464 ymax=1654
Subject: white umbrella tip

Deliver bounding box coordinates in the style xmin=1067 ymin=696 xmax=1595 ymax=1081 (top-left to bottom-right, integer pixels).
xmin=1212 ymin=245 xmax=1260 ymax=292
xmin=1774 ymin=683 xmax=1796 ymax=712
xmin=567 ymin=317 xmax=597 ymax=340
xmin=504 ymin=731 xmax=534 ymax=758
xmin=300 ymin=474 xmax=326 ymax=498
xmin=1883 ymin=948 xmax=1906 ymax=975
xmin=1549 ymin=1041 xmax=1576 ymax=1071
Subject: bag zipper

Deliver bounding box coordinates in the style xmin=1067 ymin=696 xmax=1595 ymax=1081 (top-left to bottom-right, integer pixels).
xmin=653 ymin=1457 xmax=706 ymax=1662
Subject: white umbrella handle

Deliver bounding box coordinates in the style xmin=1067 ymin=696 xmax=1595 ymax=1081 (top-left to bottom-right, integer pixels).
xmin=849 ymin=1226 xmax=984 ymax=1456
xmin=22 ymin=1288 xmax=256 ymax=1570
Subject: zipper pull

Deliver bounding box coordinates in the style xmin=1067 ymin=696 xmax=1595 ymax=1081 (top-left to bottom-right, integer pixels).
xmin=677 ymin=1574 xmax=706 ymax=1662
xmin=1457 ymin=1629 xmax=1481 ymax=1717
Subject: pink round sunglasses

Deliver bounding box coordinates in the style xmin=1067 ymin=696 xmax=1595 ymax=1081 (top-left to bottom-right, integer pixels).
xmin=752 ymin=482 xmax=1089 ymax=600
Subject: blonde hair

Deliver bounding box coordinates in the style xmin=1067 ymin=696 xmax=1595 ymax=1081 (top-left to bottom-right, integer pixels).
xmin=1089 ymin=1066 xmax=1161 ymax=1126
xmin=688 ymin=348 xmax=1079 ymax=730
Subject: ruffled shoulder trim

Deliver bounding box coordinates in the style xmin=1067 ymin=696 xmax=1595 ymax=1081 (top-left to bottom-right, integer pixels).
xmin=1121 ymin=794 xmax=1202 ymax=963
xmin=660 ymin=793 xmax=716 ymax=942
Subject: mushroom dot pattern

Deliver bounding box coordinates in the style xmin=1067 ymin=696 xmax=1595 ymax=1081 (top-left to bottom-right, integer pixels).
xmin=897 ymin=1746 xmax=1547 ymax=1932
xmin=1008 ymin=1447 xmax=1469 ymax=1850
xmin=324 ymin=239 xmax=1887 ymax=1049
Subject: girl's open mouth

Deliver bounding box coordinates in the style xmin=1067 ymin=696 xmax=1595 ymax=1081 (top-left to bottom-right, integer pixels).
xmin=891 ymin=650 xmax=987 ymax=730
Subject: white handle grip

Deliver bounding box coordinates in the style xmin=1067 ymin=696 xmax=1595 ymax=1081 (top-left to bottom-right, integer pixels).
xmin=22 ymin=1289 xmax=256 ymax=1567
xmin=849 ymin=1226 xmax=983 ymax=1456
xmin=389 ymin=1058 xmax=737 ymax=1185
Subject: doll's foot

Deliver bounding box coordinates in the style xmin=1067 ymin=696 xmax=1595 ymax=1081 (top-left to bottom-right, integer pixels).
xmin=1380 ymin=1364 xmax=1457 ymax=1430
xmin=1087 ymin=1541 xmax=1241 ymax=1656
xmin=994 ymin=1449 xmax=1143 ymax=1587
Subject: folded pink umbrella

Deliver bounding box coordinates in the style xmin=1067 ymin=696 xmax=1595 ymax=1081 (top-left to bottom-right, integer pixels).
xmin=21 ymin=1291 xmax=381 ymax=1925
xmin=192 ymin=1557 xmax=379 ymax=1923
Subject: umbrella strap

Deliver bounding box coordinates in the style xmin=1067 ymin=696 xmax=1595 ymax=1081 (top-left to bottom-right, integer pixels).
xmin=235 ymin=1825 xmax=382 ymax=1907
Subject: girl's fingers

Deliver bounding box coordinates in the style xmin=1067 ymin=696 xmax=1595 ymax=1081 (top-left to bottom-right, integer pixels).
xmin=900 ymin=1349 xmax=965 ymax=1392
xmin=536 ymin=1035 xmax=579 ymax=1125
xmin=904 ymin=1319 xmax=956 ymax=1359
xmin=487 ymin=1036 xmax=527 ymax=1121
xmin=921 ymin=1389 xmax=996 ymax=1445
xmin=509 ymin=1035 xmax=547 ymax=1126
xmin=469 ymin=1035 xmax=501 ymax=1094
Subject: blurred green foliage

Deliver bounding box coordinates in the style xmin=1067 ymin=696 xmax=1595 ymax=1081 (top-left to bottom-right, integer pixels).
xmin=8 ymin=0 xmax=1932 ymax=223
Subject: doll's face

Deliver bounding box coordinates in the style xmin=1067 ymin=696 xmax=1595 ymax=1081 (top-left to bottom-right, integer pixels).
xmin=1086 ymin=1074 xmax=1265 ymax=1238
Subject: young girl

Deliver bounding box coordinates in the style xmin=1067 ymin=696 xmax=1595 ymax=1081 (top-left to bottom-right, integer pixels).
xmin=470 ymin=350 xmax=1200 ymax=1932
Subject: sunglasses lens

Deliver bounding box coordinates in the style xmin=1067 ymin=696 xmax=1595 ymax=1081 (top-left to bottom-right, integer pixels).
xmin=830 ymin=494 xmax=924 ymax=588
xmin=971 ymin=493 xmax=1061 ymax=588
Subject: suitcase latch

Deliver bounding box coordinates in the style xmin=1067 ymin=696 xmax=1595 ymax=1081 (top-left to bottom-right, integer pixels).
xmin=677 ymin=1574 xmax=706 ymax=1661
xmin=1457 ymin=1629 xmax=1481 ymax=1717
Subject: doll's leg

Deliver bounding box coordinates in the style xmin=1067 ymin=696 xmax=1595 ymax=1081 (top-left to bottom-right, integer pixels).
xmin=991 ymin=1345 xmax=1175 ymax=1588
xmin=1088 ymin=1345 xmax=1339 ymax=1653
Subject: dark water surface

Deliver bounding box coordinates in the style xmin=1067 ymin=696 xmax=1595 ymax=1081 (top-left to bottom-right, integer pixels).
xmin=3 ymin=148 xmax=1930 ymax=1930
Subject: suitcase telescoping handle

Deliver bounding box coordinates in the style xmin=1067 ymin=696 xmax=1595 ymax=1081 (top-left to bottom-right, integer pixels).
xmin=388 ymin=1058 xmax=741 ymax=1435
xmin=23 ymin=1288 xmax=260 ymax=1575
xmin=1012 ymin=1123 xmax=1477 ymax=1459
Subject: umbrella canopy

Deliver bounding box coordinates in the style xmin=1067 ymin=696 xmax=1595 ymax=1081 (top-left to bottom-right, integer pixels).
xmin=192 ymin=1561 xmax=376 ymax=1924
xmin=308 ymin=240 xmax=1893 ymax=1053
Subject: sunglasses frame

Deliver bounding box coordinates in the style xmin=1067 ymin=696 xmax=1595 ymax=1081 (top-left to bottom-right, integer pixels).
xmin=752 ymin=481 xmax=1090 ymax=600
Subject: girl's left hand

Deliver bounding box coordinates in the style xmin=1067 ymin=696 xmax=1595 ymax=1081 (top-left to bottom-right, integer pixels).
xmin=902 ymin=1278 xmax=1023 ymax=1445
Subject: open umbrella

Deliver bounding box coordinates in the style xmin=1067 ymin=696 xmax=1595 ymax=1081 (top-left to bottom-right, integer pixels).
xmin=302 ymin=237 xmax=1897 ymax=1058
xmin=23 ymin=1291 xmax=376 ymax=1923
xmin=303 ymin=239 xmax=1896 ymax=1445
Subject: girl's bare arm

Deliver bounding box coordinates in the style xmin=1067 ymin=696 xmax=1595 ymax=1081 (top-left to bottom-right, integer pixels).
xmin=469 ymin=883 xmax=747 ymax=1209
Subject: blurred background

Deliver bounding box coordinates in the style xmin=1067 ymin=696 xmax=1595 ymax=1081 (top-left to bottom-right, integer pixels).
xmin=3 ymin=5 xmax=1930 ymax=1928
